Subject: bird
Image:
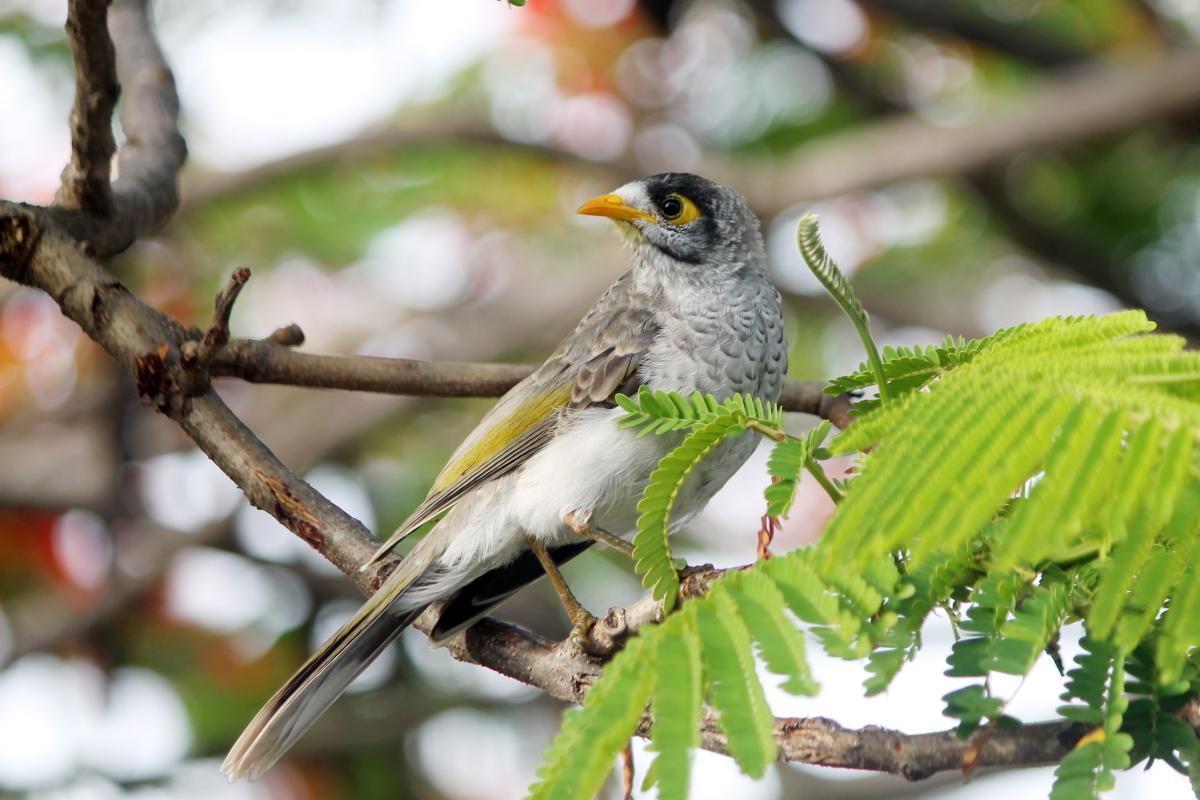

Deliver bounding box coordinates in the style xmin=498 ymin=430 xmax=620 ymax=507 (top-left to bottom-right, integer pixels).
xmin=222 ymin=173 xmax=788 ymax=780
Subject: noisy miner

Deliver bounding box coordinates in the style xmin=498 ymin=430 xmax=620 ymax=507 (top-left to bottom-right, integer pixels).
xmin=223 ymin=172 xmax=788 ymax=779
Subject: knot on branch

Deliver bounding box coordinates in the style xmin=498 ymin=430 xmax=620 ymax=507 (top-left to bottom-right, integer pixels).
xmin=581 ymin=607 xmax=632 ymax=657
xmin=0 ymin=207 xmax=41 ymax=282
xmin=133 ymin=341 xmax=185 ymax=413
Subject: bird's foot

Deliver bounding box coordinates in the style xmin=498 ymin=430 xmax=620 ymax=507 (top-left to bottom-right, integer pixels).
xmin=567 ymin=609 xmax=599 ymax=650
xmin=677 ymin=561 xmax=718 ymax=598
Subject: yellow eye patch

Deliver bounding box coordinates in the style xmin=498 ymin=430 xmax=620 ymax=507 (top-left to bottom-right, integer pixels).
xmin=659 ymin=193 xmax=701 ymax=225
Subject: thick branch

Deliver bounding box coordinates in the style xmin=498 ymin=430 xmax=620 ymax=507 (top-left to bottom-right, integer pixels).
xmin=179 ymin=48 xmax=1200 ymax=219
xmin=771 ymin=716 xmax=1079 ymax=780
xmin=104 ymin=0 xmax=187 ymax=249
xmin=56 ymin=0 xmax=119 ymax=213
xmin=716 ymin=47 xmax=1200 ymax=215
xmin=857 ymin=0 xmax=1090 ymax=67
xmin=50 ymin=0 xmax=187 ymax=256
xmin=0 ymin=204 xmax=393 ymax=593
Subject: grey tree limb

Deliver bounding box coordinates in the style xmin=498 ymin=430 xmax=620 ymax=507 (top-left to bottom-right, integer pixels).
xmin=856 ymin=0 xmax=1091 ymax=67
xmin=56 ymin=0 xmax=119 ymax=213
xmin=178 ymin=47 xmax=1200 ymax=218
xmin=208 ymin=332 xmax=853 ymax=426
xmin=49 ymin=0 xmax=186 ymax=256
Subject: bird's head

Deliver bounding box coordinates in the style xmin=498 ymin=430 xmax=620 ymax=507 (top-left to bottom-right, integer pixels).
xmin=576 ymin=173 xmax=764 ymax=273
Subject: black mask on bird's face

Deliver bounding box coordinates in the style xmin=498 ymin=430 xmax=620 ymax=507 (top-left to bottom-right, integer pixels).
xmin=576 ymin=172 xmax=765 ymax=275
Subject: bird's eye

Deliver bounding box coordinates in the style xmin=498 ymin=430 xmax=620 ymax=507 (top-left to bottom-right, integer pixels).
xmin=659 ymin=193 xmax=701 ymax=225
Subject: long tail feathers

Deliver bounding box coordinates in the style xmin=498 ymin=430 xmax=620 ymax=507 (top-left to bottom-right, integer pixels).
xmin=221 ymin=544 xmax=440 ymax=781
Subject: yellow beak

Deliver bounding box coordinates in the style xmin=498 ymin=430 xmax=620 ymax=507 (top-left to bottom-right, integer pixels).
xmin=576 ymin=193 xmax=655 ymax=223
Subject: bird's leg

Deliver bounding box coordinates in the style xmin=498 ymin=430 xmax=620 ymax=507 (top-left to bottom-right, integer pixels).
xmin=563 ymin=509 xmax=634 ymax=560
xmin=524 ymin=534 xmax=597 ymax=638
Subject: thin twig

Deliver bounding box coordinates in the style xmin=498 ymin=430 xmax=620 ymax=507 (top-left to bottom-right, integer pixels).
xmin=181 ymin=267 xmax=252 ymax=374
xmin=621 ymin=741 xmax=634 ymax=800
xmin=209 ymin=335 xmax=855 ymax=424
xmin=205 ymin=267 xmax=251 ymax=352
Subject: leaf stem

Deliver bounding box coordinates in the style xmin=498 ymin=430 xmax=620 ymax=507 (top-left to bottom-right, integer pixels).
xmin=745 ymin=418 xmax=786 ymax=441
xmin=805 ymin=458 xmax=844 ymax=505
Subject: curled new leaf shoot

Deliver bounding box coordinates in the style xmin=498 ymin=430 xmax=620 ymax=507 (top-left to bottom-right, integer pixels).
xmin=797 ymin=212 xmax=892 ymax=403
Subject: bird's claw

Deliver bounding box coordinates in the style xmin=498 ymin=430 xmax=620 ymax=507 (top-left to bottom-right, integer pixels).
xmin=677 ymin=562 xmax=717 ymax=597
xmin=567 ymin=610 xmax=599 ymax=649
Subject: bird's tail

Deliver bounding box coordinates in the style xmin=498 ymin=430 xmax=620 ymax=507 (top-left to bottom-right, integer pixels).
xmin=221 ymin=538 xmax=444 ymax=781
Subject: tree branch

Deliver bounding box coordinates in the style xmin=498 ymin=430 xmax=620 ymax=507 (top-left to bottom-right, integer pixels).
xmin=857 ymin=0 xmax=1090 ymax=67
xmin=56 ymin=0 xmax=119 ymax=214
xmin=178 ymin=48 xmax=1200 ymax=219
xmin=210 ymin=337 xmax=537 ymax=399
xmin=717 ymin=47 xmax=1200 ymax=215
xmin=49 ymin=0 xmax=186 ymax=256
xmin=208 ymin=332 xmax=853 ymax=426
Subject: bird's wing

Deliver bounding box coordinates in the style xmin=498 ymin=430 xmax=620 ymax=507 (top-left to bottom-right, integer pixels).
xmin=368 ymin=275 xmax=658 ymax=562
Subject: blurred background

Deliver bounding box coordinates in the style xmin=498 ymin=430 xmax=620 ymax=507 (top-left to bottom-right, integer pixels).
xmin=1 ymin=0 xmax=1199 ymax=797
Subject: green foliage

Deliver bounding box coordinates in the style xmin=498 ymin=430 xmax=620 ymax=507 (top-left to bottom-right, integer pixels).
xmin=616 ymin=388 xmax=791 ymax=604
xmin=527 ymin=552 xmax=881 ymax=800
xmin=533 ymin=221 xmax=1200 ymax=799
xmin=632 ymin=412 xmax=746 ymax=604
xmin=643 ymin=614 xmax=701 ymax=800
xmin=1051 ymin=645 xmax=1132 ymax=800
xmin=820 ymin=310 xmax=1200 ymax=582
xmin=527 ymin=635 xmax=655 ymax=800
xmin=764 ymin=420 xmax=832 ymax=517
xmin=1123 ymin=644 xmax=1200 ymax=775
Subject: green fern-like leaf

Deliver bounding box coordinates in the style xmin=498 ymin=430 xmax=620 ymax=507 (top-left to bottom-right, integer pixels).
xmin=1051 ymin=653 xmax=1132 ymax=800
xmin=942 ymin=684 xmax=1005 ymax=738
xmin=1059 ymin=637 xmax=1118 ymax=724
xmin=989 ymin=406 xmax=1126 ymax=570
xmin=1123 ymin=645 xmax=1200 ymax=774
xmin=536 ymin=306 xmax=1200 ymax=800
xmin=1156 ymin=488 xmax=1200 ymax=683
xmin=764 ymin=437 xmax=808 ymax=518
xmin=764 ymin=421 xmax=832 ymax=518
xmin=826 ymin=329 xmax=1012 ymax=397
xmin=699 ymin=587 xmax=778 ymax=777
xmin=615 ymin=387 xmax=721 ymax=436
xmin=822 ymin=311 xmax=1200 ymax=583
xmin=735 ymin=570 xmax=819 ymax=695
xmin=1088 ymin=427 xmax=1195 ymax=645
xmin=989 ymin=580 xmax=1071 ymax=676
xmin=633 ymin=412 xmax=745 ymax=604
xmin=1050 ymin=742 xmax=1108 ymax=800
xmin=527 ymin=635 xmax=655 ymax=800
xmin=644 ymin=608 xmax=702 ymax=800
